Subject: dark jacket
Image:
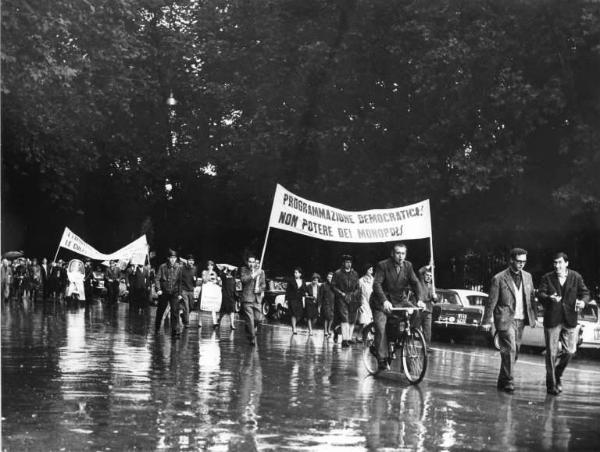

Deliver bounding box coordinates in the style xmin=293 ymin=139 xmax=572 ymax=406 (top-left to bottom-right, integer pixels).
xmin=332 ymin=268 xmax=360 ymax=304
xmin=483 ymin=268 xmax=537 ymax=331
xmin=538 ymin=270 xmax=590 ymax=328
xmin=285 ymin=278 xmax=308 ymax=304
xmin=370 ymin=258 xmax=421 ymax=310
xmin=181 ymin=264 xmax=197 ymax=292
xmin=155 ymin=262 xmax=182 ymax=295
xmin=129 ymin=266 xmax=148 ymax=291
xmin=240 ymin=266 xmax=266 ymax=304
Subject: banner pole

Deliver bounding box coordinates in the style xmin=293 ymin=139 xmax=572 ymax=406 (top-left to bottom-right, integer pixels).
xmin=429 ymin=234 xmax=436 ymax=291
xmin=259 ymin=226 xmax=271 ymax=270
xmin=52 ymin=245 xmax=61 ymax=265
xmin=259 ymin=184 xmax=281 ymax=270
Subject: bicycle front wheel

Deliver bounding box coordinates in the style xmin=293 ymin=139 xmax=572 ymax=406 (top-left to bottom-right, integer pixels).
xmin=362 ymin=323 xmax=381 ymax=375
xmin=401 ymin=328 xmax=428 ymax=384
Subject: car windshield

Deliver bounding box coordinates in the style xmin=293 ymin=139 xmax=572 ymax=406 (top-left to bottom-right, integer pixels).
xmin=268 ymin=279 xmax=287 ymax=292
xmin=579 ymin=304 xmax=598 ymax=322
xmin=466 ymin=295 xmax=487 ymax=306
xmin=439 ymin=292 xmax=460 ymax=304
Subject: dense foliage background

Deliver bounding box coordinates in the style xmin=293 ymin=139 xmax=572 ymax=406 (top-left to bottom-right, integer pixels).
xmin=2 ymin=0 xmax=600 ymax=290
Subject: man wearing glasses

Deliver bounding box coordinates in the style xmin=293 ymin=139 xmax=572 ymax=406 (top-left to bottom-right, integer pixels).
xmin=483 ymin=248 xmax=537 ymax=393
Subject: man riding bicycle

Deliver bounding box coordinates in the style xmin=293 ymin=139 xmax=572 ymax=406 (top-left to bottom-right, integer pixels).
xmin=370 ymin=242 xmax=424 ymax=370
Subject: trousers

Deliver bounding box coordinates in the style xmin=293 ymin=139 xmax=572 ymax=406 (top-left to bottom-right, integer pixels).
xmin=544 ymin=324 xmax=578 ymax=389
xmin=155 ymin=291 xmax=181 ymax=334
xmin=497 ymin=319 xmax=525 ymax=387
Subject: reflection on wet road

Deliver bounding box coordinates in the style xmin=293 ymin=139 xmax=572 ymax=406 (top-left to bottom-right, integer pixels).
xmin=2 ymin=300 xmax=600 ymax=450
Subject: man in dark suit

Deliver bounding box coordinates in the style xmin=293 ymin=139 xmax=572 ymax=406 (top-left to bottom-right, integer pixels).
xmin=538 ymin=252 xmax=589 ymax=395
xmin=483 ymin=248 xmax=537 ymax=393
xmin=370 ymin=243 xmax=423 ymax=370
xmin=240 ymin=254 xmax=266 ymax=346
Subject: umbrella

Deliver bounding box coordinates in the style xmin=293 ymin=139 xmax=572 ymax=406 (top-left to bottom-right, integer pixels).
xmin=2 ymin=250 xmax=24 ymax=260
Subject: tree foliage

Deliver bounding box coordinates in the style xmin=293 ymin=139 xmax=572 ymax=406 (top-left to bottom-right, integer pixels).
xmin=2 ymin=0 xmax=600 ymax=285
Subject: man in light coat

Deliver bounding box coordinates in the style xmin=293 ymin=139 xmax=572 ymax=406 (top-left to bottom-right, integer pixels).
xmin=483 ymin=248 xmax=537 ymax=393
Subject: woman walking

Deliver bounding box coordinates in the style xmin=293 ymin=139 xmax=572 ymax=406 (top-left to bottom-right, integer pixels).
xmin=304 ymin=273 xmax=322 ymax=336
xmin=217 ymin=266 xmax=238 ymax=329
xmin=286 ymin=267 xmax=308 ymax=335
xmin=355 ymin=264 xmax=374 ymax=342
xmin=319 ymin=272 xmax=336 ymax=338
xmin=201 ymin=260 xmax=222 ymax=328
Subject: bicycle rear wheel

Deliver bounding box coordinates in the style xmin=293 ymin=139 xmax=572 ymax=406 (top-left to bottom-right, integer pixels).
xmin=401 ymin=328 xmax=428 ymax=384
xmin=362 ymin=323 xmax=381 ymax=375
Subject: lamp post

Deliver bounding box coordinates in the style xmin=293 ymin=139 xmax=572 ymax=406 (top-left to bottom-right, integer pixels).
xmin=166 ymin=91 xmax=177 ymax=157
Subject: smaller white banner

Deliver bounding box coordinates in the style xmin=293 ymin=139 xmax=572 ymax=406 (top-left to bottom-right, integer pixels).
xmin=58 ymin=227 xmax=148 ymax=263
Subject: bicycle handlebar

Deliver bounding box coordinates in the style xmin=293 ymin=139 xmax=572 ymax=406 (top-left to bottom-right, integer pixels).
xmin=390 ymin=306 xmax=423 ymax=312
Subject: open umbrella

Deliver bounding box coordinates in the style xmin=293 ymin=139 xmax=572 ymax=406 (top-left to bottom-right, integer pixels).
xmin=2 ymin=250 xmax=24 ymax=260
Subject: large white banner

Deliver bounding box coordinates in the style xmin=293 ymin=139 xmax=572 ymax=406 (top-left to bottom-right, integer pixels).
xmin=268 ymin=184 xmax=431 ymax=243
xmin=58 ymin=227 xmax=148 ymax=262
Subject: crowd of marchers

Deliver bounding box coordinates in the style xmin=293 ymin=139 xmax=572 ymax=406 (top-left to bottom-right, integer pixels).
xmin=1 ymin=243 xmax=592 ymax=397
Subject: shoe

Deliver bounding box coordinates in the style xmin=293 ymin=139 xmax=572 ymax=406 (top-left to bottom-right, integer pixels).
xmin=378 ymin=360 xmax=388 ymax=371
xmin=231 ymin=325 xmax=236 ymax=330
xmin=556 ymin=379 xmax=563 ymax=393
xmin=341 ymin=340 xmax=350 ymax=348
xmin=292 ymin=330 xmax=298 ymax=335
xmin=333 ymin=331 xmax=339 ymax=343
xmin=427 ymin=347 xmax=433 ymax=354
xmin=324 ymin=332 xmax=330 ymax=338
xmin=248 ymin=337 xmax=256 ymax=346
xmin=355 ymin=337 xmax=363 ymax=343
xmin=547 ymin=387 xmax=560 ymax=395
xmin=198 ymin=323 xmax=202 ymax=328
xmin=498 ymin=384 xmax=515 ymax=393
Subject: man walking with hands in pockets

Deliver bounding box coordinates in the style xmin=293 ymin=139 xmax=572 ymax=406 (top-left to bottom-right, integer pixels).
xmin=538 ymin=252 xmax=589 ymax=395
xmin=483 ymin=248 xmax=537 ymax=393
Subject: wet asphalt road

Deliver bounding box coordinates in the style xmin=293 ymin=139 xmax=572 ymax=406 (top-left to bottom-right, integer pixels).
xmin=2 ymin=298 xmax=600 ymax=451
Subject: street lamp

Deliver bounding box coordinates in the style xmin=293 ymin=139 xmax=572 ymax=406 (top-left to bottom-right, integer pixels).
xmin=166 ymin=91 xmax=178 ymax=107
xmin=166 ymin=92 xmax=177 ymax=157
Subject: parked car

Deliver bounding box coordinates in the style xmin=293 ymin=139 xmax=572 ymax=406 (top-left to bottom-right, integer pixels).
xmin=263 ymin=277 xmax=288 ymax=320
xmin=494 ymin=300 xmax=585 ymax=351
xmin=579 ymin=301 xmax=600 ymax=349
xmin=432 ymin=289 xmax=493 ymax=343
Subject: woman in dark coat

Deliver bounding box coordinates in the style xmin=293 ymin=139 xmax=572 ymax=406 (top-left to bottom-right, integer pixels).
xmin=318 ymin=271 xmax=336 ymax=337
xmin=217 ymin=266 xmax=238 ymax=329
xmin=286 ymin=267 xmax=308 ymax=335
xmin=304 ymin=273 xmax=322 ymax=335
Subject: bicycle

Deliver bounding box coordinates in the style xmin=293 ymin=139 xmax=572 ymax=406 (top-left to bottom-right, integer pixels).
xmin=362 ymin=306 xmax=428 ymax=384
